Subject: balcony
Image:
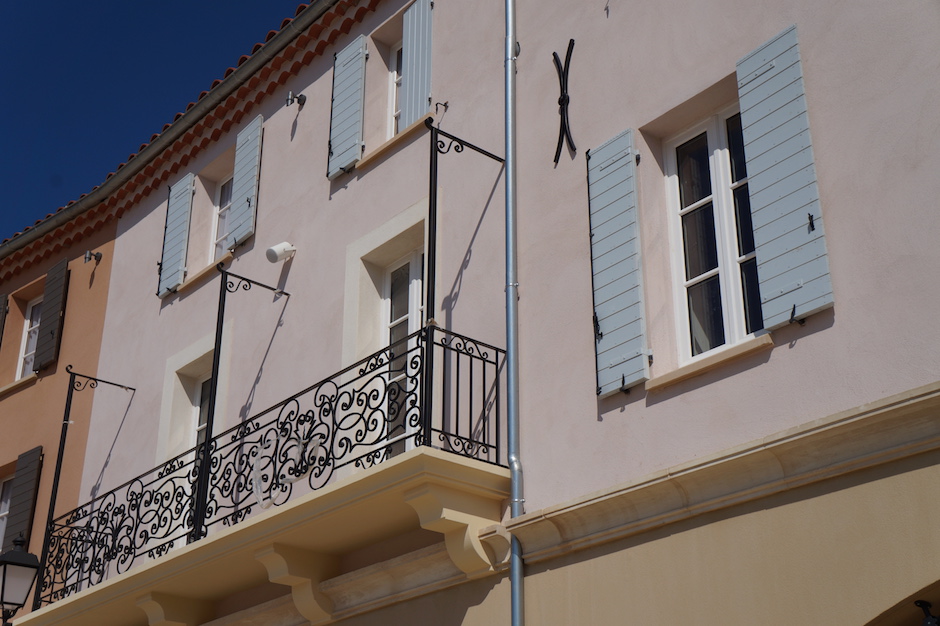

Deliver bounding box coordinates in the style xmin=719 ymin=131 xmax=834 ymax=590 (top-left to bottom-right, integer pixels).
xmin=28 ymin=327 xmax=510 ymax=625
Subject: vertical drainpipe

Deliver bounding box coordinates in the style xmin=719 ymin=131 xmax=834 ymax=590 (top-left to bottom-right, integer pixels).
xmin=505 ymin=0 xmax=525 ymax=624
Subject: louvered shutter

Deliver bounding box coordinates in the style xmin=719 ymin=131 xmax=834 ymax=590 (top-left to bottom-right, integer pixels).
xmin=737 ymin=25 xmax=833 ymax=330
xmin=328 ymin=35 xmax=367 ymax=179
xmin=158 ymin=173 xmax=194 ymax=297
xmin=0 ymin=294 xmax=7 ymax=352
xmin=33 ymin=259 xmax=68 ymax=372
xmin=228 ymin=115 xmax=264 ymax=248
xmin=2 ymin=446 xmax=42 ymax=552
xmin=587 ymin=129 xmax=649 ymax=396
xmin=400 ymin=0 xmax=432 ymax=129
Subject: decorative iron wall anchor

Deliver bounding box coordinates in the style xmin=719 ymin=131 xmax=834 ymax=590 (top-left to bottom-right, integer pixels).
xmin=553 ymin=39 xmax=576 ymax=164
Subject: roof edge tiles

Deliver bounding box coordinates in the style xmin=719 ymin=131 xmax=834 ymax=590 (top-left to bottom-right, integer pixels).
xmin=0 ymin=0 xmax=363 ymax=268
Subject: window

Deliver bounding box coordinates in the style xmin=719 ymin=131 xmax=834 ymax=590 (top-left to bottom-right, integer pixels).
xmin=327 ymin=0 xmax=432 ymax=178
xmin=18 ymin=297 xmax=42 ymax=379
xmin=158 ymin=115 xmax=263 ymax=297
xmin=0 ymin=478 xmax=12 ymax=543
xmin=666 ymin=109 xmax=763 ymax=358
xmin=194 ymin=376 xmax=212 ymax=449
xmin=213 ymin=178 xmax=234 ymax=261
xmin=384 ymin=251 xmax=423 ymax=454
xmin=588 ymin=25 xmax=834 ymax=394
xmin=389 ymin=42 xmax=403 ymax=137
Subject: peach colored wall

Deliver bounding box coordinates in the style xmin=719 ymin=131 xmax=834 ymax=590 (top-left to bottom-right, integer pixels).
xmin=0 ymin=223 xmax=115 ymax=595
xmin=81 ymin=0 xmax=940 ymax=526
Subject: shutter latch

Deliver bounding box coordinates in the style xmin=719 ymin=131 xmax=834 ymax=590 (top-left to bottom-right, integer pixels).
xmin=593 ymin=312 xmax=603 ymax=339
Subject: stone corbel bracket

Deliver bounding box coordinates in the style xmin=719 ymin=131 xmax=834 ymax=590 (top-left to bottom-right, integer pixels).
xmin=405 ymin=483 xmax=507 ymax=578
xmin=136 ymin=592 xmax=214 ymax=626
xmin=255 ymin=543 xmax=340 ymax=625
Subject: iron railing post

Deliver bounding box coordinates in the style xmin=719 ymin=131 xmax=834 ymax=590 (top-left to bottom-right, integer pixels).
xmin=427 ymin=121 xmax=439 ymax=322
xmin=190 ymin=268 xmax=228 ymax=542
xmin=33 ymin=369 xmax=75 ymax=611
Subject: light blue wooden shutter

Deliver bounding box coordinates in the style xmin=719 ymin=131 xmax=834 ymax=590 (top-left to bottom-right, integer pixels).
xmin=400 ymin=0 xmax=432 ymax=129
xmin=33 ymin=259 xmax=69 ymax=372
xmin=587 ymin=129 xmax=649 ymax=396
xmin=328 ymin=35 xmax=367 ymax=179
xmin=158 ymin=173 xmax=194 ymax=297
xmin=229 ymin=114 xmax=263 ymax=248
xmin=737 ymin=25 xmax=833 ymax=330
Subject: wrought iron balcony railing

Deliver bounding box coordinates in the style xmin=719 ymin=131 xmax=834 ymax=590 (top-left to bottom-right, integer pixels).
xmin=36 ymin=326 xmax=505 ymax=607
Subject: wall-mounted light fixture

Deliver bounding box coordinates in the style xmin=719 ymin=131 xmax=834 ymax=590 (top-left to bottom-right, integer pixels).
xmin=0 ymin=535 xmax=40 ymax=626
xmin=917 ymin=601 xmax=939 ymax=626
xmin=83 ymin=251 xmax=102 ymax=264
xmin=266 ymin=242 xmax=296 ymax=263
xmin=286 ymin=91 xmax=306 ymax=107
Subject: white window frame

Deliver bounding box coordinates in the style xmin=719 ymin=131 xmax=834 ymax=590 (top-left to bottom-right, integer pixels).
xmin=193 ymin=374 xmax=213 ymax=450
xmin=17 ymin=296 xmax=42 ymax=379
xmin=388 ymin=42 xmax=403 ymax=139
xmin=383 ymin=250 xmax=424 ymax=345
xmin=212 ymin=176 xmax=234 ymax=261
xmin=664 ymin=104 xmax=762 ymax=363
xmin=0 ymin=476 xmax=13 ymax=543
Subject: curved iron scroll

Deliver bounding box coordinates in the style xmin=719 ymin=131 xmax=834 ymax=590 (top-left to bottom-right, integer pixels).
xmin=553 ymin=39 xmax=576 ymax=164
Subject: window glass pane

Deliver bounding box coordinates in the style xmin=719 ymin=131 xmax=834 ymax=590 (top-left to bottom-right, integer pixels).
xmin=682 ymin=203 xmax=719 ymax=280
xmin=740 ymin=258 xmax=764 ymax=334
xmin=389 ymin=264 xmax=410 ymax=322
xmin=726 ymin=113 xmax=748 ymax=183
xmin=688 ymin=276 xmax=725 ymax=356
xmin=676 ymin=133 xmax=711 ymax=208
xmin=219 ymin=179 xmax=233 ymax=210
xmin=733 ymin=184 xmax=755 ymax=256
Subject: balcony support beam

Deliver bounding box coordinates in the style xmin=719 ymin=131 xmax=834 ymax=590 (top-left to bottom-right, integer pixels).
xmin=404 ymin=483 xmax=506 ymax=579
xmin=255 ymin=544 xmax=338 ymax=625
xmin=136 ymin=592 xmax=213 ymax=626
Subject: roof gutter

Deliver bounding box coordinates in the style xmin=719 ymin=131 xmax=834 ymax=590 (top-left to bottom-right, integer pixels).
xmin=0 ymin=0 xmax=345 ymax=263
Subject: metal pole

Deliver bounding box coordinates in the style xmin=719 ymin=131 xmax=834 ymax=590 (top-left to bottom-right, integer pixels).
xmin=504 ymin=0 xmax=525 ymax=623
xmin=32 ymin=370 xmax=75 ymax=611
xmin=427 ymin=123 xmax=439 ymax=323
xmin=190 ymin=269 xmax=227 ymax=542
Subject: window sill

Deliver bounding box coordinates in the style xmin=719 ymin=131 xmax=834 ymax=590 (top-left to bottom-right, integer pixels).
xmin=356 ymin=115 xmax=433 ymax=172
xmin=645 ymin=333 xmax=774 ymax=393
xmin=0 ymin=373 xmax=38 ymax=400
xmin=176 ymin=252 xmax=233 ymax=295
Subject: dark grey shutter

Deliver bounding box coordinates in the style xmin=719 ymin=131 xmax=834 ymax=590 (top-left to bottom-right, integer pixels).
xmin=328 ymin=35 xmax=367 ymax=179
xmin=0 ymin=294 xmax=7 ymax=353
xmin=400 ymin=0 xmax=432 ymax=129
xmin=33 ymin=259 xmax=68 ymax=372
xmin=737 ymin=25 xmax=833 ymax=330
xmin=587 ymin=129 xmax=649 ymax=396
xmin=229 ymin=114 xmax=264 ymax=248
xmin=158 ymin=173 xmax=194 ymax=297
xmin=3 ymin=446 xmax=42 ymax=552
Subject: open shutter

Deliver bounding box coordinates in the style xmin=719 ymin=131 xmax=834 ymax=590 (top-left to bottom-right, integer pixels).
xmin=737 ymin=25 xmax=833 ymax=330
xmin=0 ymin=294 xmax=7 ymax=352
xmin=33 ymin=259 xmax=68 ymax=372
xmin=229 ymin=114 xmax=264 ymax=248
xmin=158 ymin=173 xmax=194 ymax=297
xmin=400 ymin=0 xmax=432 ymax=129
xmin=328 ymin=35 xmax=367 ymax=179
xmin=587 ymin=129 xmax=649 ymax=396
xmin=2 ymin=446 xmax=42 ymax=552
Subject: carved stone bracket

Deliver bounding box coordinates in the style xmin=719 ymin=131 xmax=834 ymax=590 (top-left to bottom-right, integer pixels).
xmin=136 ymin=592 xmax=214 ymax=626
xmin=404 ymin=483 xmax=506 ymax=579
xmin=255 ymin=544 xmax=340 ymax=625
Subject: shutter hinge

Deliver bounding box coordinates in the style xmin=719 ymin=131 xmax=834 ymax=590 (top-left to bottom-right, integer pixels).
xmin=593 ymin=312 xmax=603 ymax=339
xmin=635 ymin=152 xmax=641 ymax=165
xmin=328 ymin=140 xmax=333 ymax=156
xmin=807 ymin=213 xmax=815 ymax=231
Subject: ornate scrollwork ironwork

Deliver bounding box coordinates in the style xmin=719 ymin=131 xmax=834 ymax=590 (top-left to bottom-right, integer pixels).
xmin=37 ymin=327 xmax=505 ymax=607
xmin=553 ymin=38 xmax=576 ymax=164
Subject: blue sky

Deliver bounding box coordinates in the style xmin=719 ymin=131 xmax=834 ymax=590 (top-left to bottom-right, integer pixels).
xmin=0 ymin=1 xmax=305 ymax=242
